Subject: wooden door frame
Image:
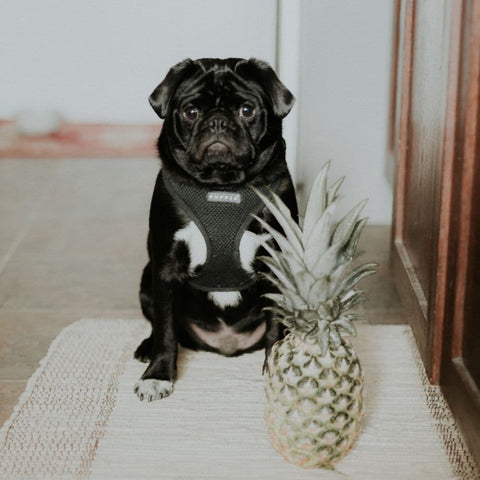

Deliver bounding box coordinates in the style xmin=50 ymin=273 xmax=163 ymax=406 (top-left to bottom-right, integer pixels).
xmin=392 ymin=0 xmax=464 ymax=384
xmin=391 ymin=0 xmax=438 ymax=380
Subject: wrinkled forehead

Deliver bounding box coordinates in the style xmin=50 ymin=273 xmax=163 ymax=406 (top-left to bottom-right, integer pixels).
xmin=174 ymin=68 xmax=265 ymax=107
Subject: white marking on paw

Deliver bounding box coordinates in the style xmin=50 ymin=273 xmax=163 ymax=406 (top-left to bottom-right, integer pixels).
xmin=174 ymin=221 xmax=207 ymax=272
xmin=239 ymin=231 xmax=271 ymax=273
xmin=134 ymin=379 xmax=174 ymax=402
xmin=208 ymin=291 xmax=242 ymax=309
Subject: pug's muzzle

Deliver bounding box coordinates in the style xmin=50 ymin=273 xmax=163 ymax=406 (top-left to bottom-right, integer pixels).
xmin=189 ymin=113 xmax=255 ymax=172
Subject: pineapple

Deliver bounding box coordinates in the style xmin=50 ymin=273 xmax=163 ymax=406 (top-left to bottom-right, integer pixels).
xmin=253 ymin=162 xmax=376 ymax=469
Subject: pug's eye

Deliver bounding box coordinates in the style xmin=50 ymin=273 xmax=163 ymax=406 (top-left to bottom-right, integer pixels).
xmin=183 ymin=106 xmax=199 ymax=121
xmin=239 ymin=103 xmax=255 ymax=118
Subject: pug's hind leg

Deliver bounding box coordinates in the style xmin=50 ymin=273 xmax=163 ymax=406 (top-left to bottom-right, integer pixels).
xmin=134 ymin=334 xmax=153 ymax=363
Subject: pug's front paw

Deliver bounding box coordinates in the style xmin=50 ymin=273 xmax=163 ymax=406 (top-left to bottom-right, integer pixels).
xmin=134 ymin=379 xmax=174 ymax=401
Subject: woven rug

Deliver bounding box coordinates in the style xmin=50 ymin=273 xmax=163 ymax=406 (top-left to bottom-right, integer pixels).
xmin=0 ymin=320 xmax=478 ymax=480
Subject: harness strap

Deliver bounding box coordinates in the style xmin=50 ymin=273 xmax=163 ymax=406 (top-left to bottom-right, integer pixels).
xmin=162 ymin=169 xmax=272 ymax=291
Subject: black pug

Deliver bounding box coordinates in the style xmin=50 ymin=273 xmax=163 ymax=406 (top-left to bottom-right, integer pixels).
xmin=134 ymin=58 xmax=298 ymax=401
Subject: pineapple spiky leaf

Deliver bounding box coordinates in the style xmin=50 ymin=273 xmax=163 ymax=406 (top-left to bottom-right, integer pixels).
xmin=252 ymin=188 xmax=303 ymax=255
xmin=304 ymin=203 xmax=335 ymax=266
xmin=252 ymin=214 xmax=303 ymax=262
xmin=326 ymin=176 xmax=345 ymax=206
xmin=340 ymin=289 xmax=368 ymax=311
xmin=333 ymin=262 xmax=378 ymax=298
xmin=331 ymin=199 xmax=368 ymax=249
xmin=262 ymin=292 xmax=288 ymax=306
xmin=342 ymin=217 xmax=368 ymax=261
xmin=254 ymin=162 xmax=376 ymax=347
xmin=258 ymin=240 xmax=304 ymax=280
xmin=307 ymin=278 xmax=329 ymax=307
xmin=311 ymin=243 xmax=342 ymax=279
xmin=260 ymin=273 xmax=307 ymax=311
xmin=332 ymin=315 xmax=358 ymax=337
xmin=257 ymin=255 xmax=297 ymax=292
xmin=302 ymin=161 xmax=330 ymax=239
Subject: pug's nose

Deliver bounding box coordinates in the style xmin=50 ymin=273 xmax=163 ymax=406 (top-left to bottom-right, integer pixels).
xmin=209 ymin=117 xmax=227 ymax=133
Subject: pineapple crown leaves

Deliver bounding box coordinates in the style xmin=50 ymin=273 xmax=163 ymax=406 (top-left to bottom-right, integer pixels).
xmin=252 ymin=162 xmax=377 ymax=351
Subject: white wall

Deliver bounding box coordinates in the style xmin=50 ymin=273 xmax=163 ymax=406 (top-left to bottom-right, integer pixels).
xmin=296 ymin=0 xmax=394 ymax=225
xmin=1 ymin=0 xmax=277 ymax=123
xmin=1 ymin=0 xmax=394 ymax=224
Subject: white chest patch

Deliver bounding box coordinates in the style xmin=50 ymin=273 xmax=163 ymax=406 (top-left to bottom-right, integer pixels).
xmin=190 ymin=319 xmax=267 ymax=356
xmin=239 ymin=231 xmax=271 ymax=273
xmin=208 ymin=230 xmax=270 ymax=309
xmin=174 ymin=221 xmax=207 ymax=272
xmin=175 ymin=223 xmax=269 ymax=309
xmin=208 ymin=291 xmax=243 ymax=309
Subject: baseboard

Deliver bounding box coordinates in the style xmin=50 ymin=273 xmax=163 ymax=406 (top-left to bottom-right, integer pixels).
xmin=392 ymin=238 xmax=434 ymax=382
xmin=0 ymin=120 xmax=160 ymax=159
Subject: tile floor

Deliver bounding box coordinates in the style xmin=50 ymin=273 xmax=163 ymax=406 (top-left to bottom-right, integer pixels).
xmin=0 ymin=158 xmax=406 ymax=425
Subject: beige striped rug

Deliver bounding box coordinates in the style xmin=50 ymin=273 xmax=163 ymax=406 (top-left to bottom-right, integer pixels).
xmin=0 ymin=319 xmax=478 ymax=479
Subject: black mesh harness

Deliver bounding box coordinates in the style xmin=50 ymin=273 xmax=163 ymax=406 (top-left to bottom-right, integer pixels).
xmin=162 ymin=169 xmax=274 ymax=292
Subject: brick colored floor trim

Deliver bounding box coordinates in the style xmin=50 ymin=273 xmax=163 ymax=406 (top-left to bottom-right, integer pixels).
xmin=0 ymin=121 xmax=160 ymax=159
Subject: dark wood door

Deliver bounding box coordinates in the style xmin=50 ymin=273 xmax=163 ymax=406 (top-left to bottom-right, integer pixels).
xmin=441 ymin=0 xmax=480 ymax=462
xmin=391 ymin=0 xmax=480 ymax=465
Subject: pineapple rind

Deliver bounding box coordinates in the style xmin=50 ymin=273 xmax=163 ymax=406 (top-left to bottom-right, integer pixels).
xmin=264 ymin=333 xmax=364 ymax=469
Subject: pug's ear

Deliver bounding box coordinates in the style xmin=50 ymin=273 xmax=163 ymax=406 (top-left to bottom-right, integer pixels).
xmin=149 ymin=59 xmax=197 ymax=119
xmin=235 ymin=58 xmax=295 ymax=119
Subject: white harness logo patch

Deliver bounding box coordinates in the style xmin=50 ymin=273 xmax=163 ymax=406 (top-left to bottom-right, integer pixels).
xmin=207 ymin=192 xmax=242 ymax=204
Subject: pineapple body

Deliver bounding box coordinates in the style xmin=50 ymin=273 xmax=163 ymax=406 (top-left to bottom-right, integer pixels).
xmin=264 ymin=332 xmax=364 ymax=469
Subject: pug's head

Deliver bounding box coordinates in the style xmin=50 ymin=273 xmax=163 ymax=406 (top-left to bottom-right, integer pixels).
xmin=149 ymin=58 xmax=294 ymax=185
